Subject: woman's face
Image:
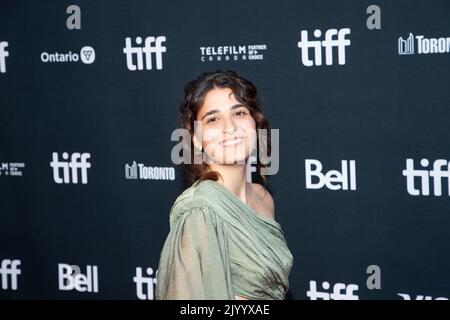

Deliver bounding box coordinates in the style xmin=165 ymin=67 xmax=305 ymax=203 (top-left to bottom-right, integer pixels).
xmin=194 ymin=87 xmax=257 ymax=165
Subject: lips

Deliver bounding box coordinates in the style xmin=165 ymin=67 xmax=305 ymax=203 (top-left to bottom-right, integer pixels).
xmin=220 ymin=137 xmax=244 ymax=146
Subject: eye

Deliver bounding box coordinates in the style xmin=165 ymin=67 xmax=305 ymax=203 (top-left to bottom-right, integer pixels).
xmin=235 ymin=110 xmax=247 ymax=117
xmin=206 ymin=116 xmax=219 ymax=124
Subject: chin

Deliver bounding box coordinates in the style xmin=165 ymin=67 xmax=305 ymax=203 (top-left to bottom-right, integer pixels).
xmin=208 ymin=149 xmax=250 ymax=165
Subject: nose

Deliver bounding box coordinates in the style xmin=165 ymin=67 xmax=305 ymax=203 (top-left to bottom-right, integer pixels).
xmin=223 ymin=117 xmax=237 ymax=134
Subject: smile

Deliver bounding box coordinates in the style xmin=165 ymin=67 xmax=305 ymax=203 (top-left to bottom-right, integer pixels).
xmin=221 ymin=137 xmax=244 ymax=146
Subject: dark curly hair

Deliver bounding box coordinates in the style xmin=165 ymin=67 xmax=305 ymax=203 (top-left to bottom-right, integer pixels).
xmin=179 ymin=70 xmax=271 ymax=187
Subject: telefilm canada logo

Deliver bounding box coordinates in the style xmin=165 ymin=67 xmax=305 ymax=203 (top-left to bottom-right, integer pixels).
xmin=0 ymin=162 xmax=25 ymax=177
xmin=200 ymin=44 xmax=267 ymax=62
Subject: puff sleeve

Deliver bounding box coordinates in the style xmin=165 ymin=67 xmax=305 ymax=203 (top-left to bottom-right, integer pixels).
xmin=155 ymin=206 xmax=234 ymax=299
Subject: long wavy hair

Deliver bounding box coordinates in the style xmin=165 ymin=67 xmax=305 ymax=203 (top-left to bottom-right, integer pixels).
xmin=179 ymin=70 xmax=271 ymax=187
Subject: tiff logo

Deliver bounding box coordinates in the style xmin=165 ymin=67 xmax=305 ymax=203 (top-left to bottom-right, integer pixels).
xmin=0 ymin=41 xmax=9 ymax=73
xmin=0 ymin=259 xmax=21 ymax=290
xmin=398 ymin=293 xmax=448 ymax=300
xmin=307 ymin=280 xmax=359 ymax=300
xmin=402 ymin=158 xmax=450 ymax=196
xmin=297 ymin=28 xmax=351 ymax=66
xmin=134 ymin=267 xmax=157 ymax=300
xmin=123 ymin=36 xmax=166 ymax=71
xmin=50 ymin=152 xmax=91 ymax=184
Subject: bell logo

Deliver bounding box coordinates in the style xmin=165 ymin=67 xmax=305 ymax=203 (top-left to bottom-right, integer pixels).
xmin=305 ymin=159 xmax=357 ymax=190
xmin=58 ymin=263 xmax=98 ymax=293
xmin=297 ymin=28 xmax=351 ymax=66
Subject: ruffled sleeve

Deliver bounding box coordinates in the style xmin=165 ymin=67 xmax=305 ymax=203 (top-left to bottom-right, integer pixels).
xmin=155 ymin=206 xmax=234 ymax=299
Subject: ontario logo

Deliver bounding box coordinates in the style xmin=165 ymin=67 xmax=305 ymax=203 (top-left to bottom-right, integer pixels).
xmin=41 ymin=46 xmax=96 ymax=64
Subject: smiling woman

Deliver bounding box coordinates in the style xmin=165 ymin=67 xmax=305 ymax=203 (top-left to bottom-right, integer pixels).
xmin=155 ymin=70 xmax=293 ymax=300
xmin=193 ymin=87 xmax=257 ymax=167
xmin=179 ymin=70 xmax=271 ymax=184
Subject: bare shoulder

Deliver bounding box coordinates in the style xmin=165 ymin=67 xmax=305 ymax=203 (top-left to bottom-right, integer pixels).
xmin=249 ymin=183 xmax=275 ymax=220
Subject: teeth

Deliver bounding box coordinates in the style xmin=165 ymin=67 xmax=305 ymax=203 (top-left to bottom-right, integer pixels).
xmin=222 ymin=138 xmax=243 ymax=146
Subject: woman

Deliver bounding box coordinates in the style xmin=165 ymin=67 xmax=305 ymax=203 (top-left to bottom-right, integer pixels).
xmin=155 ymin=70 xmax=293 ymax=300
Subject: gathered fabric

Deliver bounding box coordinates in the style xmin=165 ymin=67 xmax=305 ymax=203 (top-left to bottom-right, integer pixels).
xmin=155 ymin=179 xmax=293 ymax=300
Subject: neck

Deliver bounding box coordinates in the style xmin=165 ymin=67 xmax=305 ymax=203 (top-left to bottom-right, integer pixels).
xmin=207 ymin=163 xmax=250 ymax=204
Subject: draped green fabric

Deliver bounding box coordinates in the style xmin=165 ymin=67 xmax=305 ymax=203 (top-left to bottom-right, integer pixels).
xmin=155 ymin=179 xmax=294 ymax=300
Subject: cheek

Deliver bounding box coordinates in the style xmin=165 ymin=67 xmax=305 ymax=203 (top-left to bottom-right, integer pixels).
xmin=246 ymin=128 xmax=258 ymax=151
xmin=242 ymin=117 xmax=256 ymax=129
xmin=243 ymin=120 xmax=258 ymax=149
xmin=241 ymin=119 xmax=257 ymax=136
xmin=202 ymin=127 xmax=221 ymax=144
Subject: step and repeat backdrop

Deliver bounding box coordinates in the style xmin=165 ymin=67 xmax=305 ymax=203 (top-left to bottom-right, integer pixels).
xmin=1 ymin=1 xmax=449 ymax=299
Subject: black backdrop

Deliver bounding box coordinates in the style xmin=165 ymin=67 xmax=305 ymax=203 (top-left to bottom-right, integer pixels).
xmin=1 ymin=0 xmax=449 ymax=299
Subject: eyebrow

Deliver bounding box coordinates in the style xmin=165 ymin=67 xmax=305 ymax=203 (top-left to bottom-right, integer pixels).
xmin=200 ymin=104 xmax=245 ymax=121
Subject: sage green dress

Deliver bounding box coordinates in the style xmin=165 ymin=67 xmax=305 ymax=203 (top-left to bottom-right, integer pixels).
xmin=155 ymin=179 xmax=294 ymax=300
